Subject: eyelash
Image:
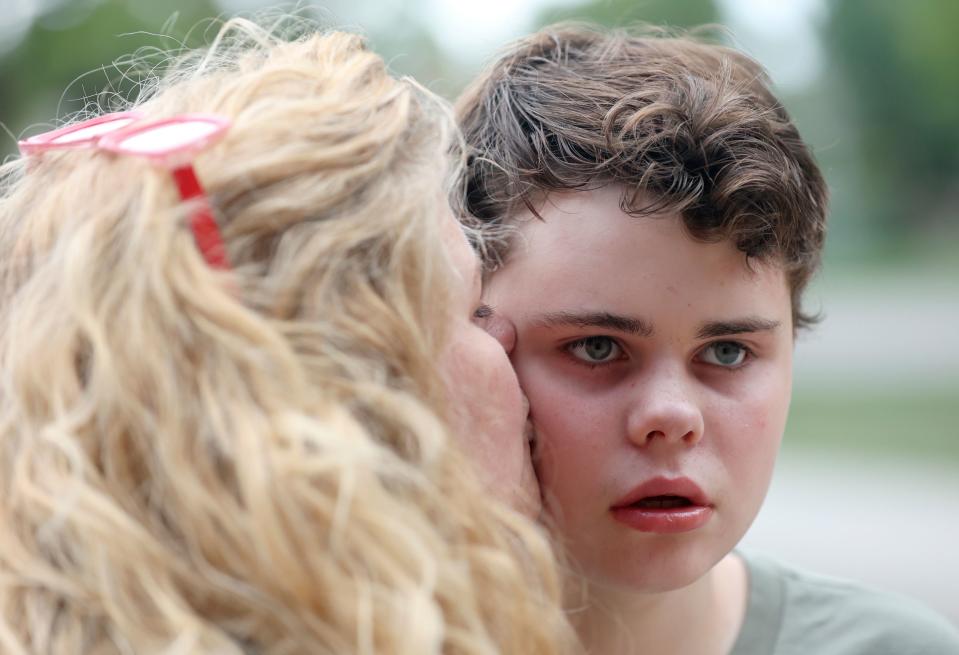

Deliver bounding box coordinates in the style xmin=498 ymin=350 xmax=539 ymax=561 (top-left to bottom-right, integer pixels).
xmin=473 ymin=303 xmax=494 ymax=320
xmin=563 ymin=336 xmax=624 ymax=369
xmin=699 ymin=341 xmax=754 ymax=369
xmin=562 ymin=337 xmax=754 ymax=370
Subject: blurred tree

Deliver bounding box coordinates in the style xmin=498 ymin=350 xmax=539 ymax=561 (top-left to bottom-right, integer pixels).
xmin=365 ymin=18 xmax=460 ymax=99
xmin=0 ymin=0 xmax=219 ymax=157
xmin=536 ymin=0 xmax=718 ymax=30
xmin=286 ymin=0 xmax=458 ymax=96
xmin=824 ymin=0 xmax=959 ymax=241
xmin=0 ymin=0 xmax=455 ymax=156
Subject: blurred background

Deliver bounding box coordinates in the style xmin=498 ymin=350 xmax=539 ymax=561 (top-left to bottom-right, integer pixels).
xmin=2 ymin=0 xmax=956 ymax=624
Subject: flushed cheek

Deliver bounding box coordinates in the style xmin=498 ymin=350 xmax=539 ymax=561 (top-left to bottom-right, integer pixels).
xmin=710 ymin=394 xmax=786 ymax=508
xmin=463 ymin=352 xmax=526 ymax=440
xmin=518 ymin=356 xmax=612 ymax=422
xmin=536 ymin=433 xmax=605 ymax=531
xmin=483 ymin=351 xmax=526 ymax=431
xmin=524 ymin=382 xmax=617 ymax=502
xmin=444 ymin=337 xmax=525 ymax=468
xmin=526 ymin=382 xmax=616 ymax=457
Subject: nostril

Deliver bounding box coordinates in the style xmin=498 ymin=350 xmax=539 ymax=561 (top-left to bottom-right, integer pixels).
xmin=486 ymin=314 xmax=517 ymax=353
xmin=626 ymin=397 xmax=705 ymax=447
xmin=635 ymin=425 xmax=701 ymax=446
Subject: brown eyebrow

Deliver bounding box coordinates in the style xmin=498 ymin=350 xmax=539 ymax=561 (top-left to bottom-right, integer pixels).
xmin=530 ymin=311 xmax=653 ymax=337
xmin=529 ymin=312 xmax=780 ymax=340
xmin=695 ymin=317 xmax=781 ymax=339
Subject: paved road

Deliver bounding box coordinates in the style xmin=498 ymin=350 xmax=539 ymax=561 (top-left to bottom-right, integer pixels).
xmin=740 ymin=448 xmax=959 ymax=625
xmin=747 ymin=271 xmax=959 ymax=626
xmin=792 ymin=271 xmax=959 ymax=390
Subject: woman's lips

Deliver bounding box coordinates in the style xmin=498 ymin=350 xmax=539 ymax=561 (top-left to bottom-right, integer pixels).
xmin=521 ymin=394 xmax=534 ymax=446
xmin=610 ymin=476 xmax=713 ymax=534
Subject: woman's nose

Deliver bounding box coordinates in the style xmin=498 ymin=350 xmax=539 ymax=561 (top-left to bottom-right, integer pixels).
xmin=485 ymin=313 xmax=517 ymax=354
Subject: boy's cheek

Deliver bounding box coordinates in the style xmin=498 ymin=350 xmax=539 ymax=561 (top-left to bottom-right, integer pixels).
xmin=513 ymin=350 xmax=603 ymax=419
xmin=524 ymin=378 xmax=594 ymax=435
xmin=514 ymin=354 xmax=603 ymax=435
xmin=712 ymin=393 xmax=788 ymax=508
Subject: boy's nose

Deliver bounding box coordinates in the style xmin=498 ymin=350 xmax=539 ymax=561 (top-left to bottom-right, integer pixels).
xmin=625 ymin=375 xmax=704 ymax=448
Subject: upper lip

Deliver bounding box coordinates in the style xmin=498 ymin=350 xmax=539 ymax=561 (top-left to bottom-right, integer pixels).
xmin=611 ymin=476 xmax=711 ymax=508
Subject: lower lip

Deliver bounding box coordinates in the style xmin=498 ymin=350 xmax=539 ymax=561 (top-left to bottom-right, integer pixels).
xmin=610 ymin=505 xmax=713 ymax=534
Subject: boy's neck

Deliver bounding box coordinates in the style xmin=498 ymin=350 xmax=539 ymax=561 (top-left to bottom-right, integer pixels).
xmin=570 ymin=552 xmax=748 ymax=655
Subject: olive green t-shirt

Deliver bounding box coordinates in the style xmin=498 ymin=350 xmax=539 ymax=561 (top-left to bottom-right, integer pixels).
xmin=729 ymin=552 xmax=959 ymax=655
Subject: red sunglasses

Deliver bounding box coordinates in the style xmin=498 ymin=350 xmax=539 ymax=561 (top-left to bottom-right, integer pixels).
xmin=19 ymin=112 xmax=232 ymax=269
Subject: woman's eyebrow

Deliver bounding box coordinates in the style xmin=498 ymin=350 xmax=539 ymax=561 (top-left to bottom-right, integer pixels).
xmin=529 ymin=311 xmax=653 ymax=336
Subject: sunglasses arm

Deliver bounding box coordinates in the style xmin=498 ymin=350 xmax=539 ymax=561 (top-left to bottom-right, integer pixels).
xmin=171 ymin=165 xmax=230 ymax=270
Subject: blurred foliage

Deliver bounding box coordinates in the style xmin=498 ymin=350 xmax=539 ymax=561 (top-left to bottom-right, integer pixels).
xmin=0 ymin=0 xmax=219 ymax=151
xmin=822 ymin=0 xmax=959 ymax=244
xmin=537 ymin=0 xmax=718 ymax=29
xmin=786 ymin=389 xmax=959 ymax=460
xmin=362 ymin=19 xmax=460 ymax=99
xmin=0 ymin=0 xmax=461 ymax=151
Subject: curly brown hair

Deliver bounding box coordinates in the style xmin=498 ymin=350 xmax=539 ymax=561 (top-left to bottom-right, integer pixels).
xmin=456 ymin=23 xmax=828 ymax=329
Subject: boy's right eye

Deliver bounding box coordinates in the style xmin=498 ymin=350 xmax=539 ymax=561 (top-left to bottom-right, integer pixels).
xmin=566 ymin=336 xmax=622 ymax=365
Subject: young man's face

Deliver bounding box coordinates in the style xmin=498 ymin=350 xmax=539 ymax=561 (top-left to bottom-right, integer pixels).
xmin=485 ymin=185 xmax=794 ymax=592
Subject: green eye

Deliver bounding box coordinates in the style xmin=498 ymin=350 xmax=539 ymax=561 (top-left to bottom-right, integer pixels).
xmin=701 ymin=341 xmax=748 ymax=367
xmin=568 ymin=336 xmax=621 ymax=364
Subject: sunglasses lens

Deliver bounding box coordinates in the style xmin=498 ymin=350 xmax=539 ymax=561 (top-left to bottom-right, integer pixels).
xmin=113 ymin=119 xmax=225 ymax=156
xmin=49 ymin=116 xmax=138 ymax=145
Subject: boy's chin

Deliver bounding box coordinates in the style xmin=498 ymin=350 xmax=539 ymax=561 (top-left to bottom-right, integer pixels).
xmin=581 ymin=537 xmax=736 ymax=596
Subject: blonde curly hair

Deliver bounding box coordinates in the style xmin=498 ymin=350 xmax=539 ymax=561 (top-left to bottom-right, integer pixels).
xmin=0 ymin=19 xmax=575 ymax=655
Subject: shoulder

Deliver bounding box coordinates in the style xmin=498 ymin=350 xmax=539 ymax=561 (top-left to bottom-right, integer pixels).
xmin=741 ymin=551 xmax=959 ymax=655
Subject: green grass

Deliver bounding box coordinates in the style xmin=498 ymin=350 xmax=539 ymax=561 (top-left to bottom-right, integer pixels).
xmin=785 ymin=388 xmax=959 ymax=460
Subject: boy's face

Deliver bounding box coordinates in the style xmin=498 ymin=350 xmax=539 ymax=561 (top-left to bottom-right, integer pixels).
xmin=485 ymin=185 xmax=793 ymax=592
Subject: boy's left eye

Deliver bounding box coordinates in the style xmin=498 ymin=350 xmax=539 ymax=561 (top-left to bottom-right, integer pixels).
xmin=566 ymin=336 xmax=622 ymax=364
xmin=699 ymin=341 xmax=749 ymax=367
